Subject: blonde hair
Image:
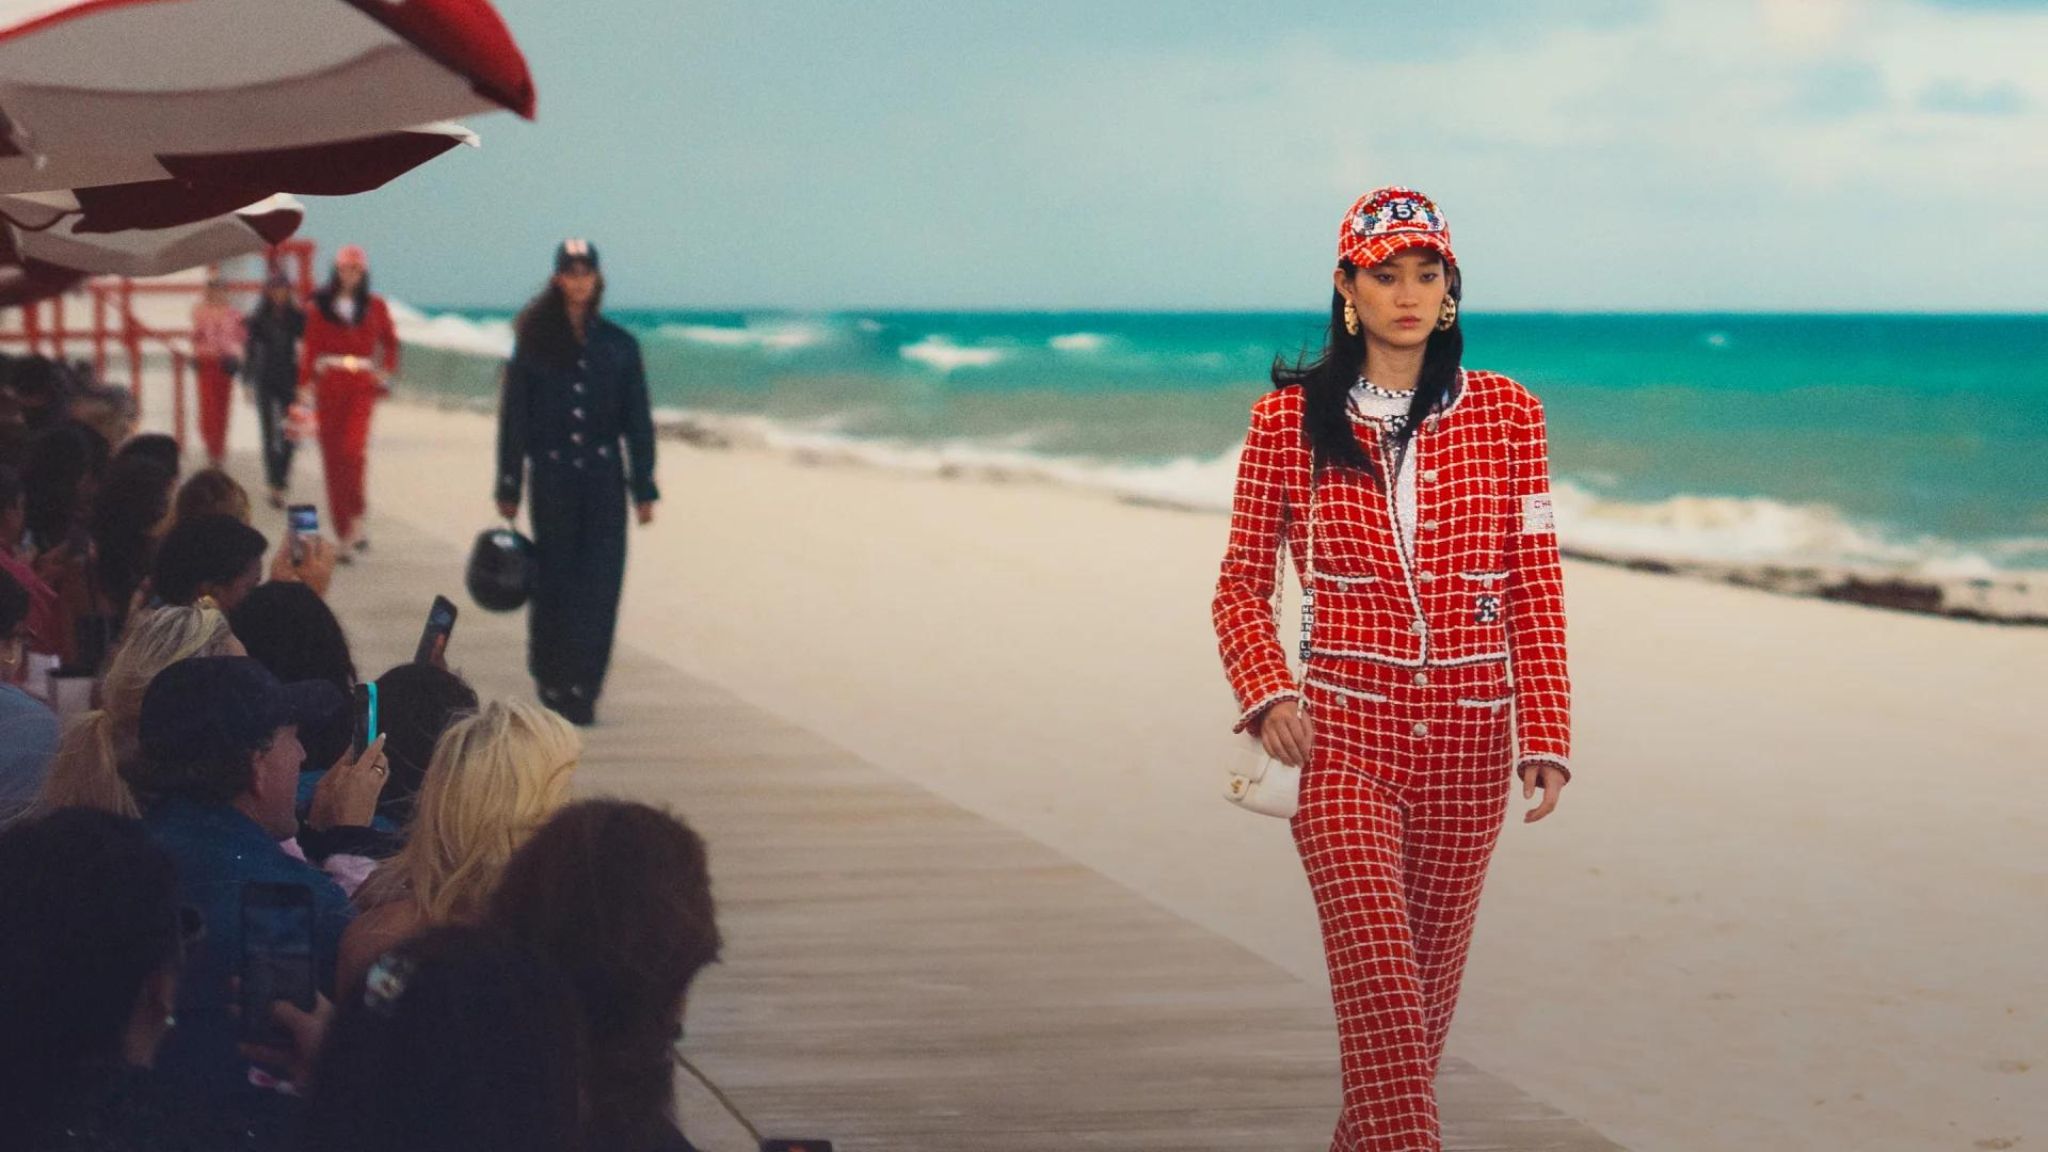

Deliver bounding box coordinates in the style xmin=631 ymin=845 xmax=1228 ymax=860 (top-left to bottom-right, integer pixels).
xmin=359 ymin=700 xmax=579 ymax=924
xmin=172 ymin=468 xmax=252 ymax=526
xmin=37 ymin=602 xmax=238 ymax=817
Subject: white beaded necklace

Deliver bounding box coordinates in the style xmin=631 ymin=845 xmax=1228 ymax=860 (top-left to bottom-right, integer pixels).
xmin=1353 ymin=375 xmax=1414 ymax=402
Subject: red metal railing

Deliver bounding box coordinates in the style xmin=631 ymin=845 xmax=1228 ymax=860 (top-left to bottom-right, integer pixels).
xmin=2 ymin=239 xmax=318 ymax=448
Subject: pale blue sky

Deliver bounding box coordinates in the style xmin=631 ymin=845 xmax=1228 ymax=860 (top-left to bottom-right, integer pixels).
xmin=308 ymin=0 xmax=2048 ymax=311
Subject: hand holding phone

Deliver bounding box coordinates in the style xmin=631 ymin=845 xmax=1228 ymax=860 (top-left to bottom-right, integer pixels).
xmin=239 ymin=882 xmax=316 ymax=1048
xmin=308 ymin=734 xmax=388 ymax=832
xmin=238 ymin=993 xmax=333 ymax=1085
xmin=287 ymin=504 xmax=319 ymax=565
xmin=350 ymin=682 xmax=380 ymax=759
xmin=414 ymin=596 xmax=459 ymax=667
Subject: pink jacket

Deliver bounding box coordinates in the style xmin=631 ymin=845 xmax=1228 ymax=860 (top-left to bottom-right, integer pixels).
xmin=191 ymin=302 xmax=247 ymax=361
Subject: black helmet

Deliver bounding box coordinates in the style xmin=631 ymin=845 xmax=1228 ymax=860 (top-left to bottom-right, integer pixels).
xmin=465 ymin=525 xmax=534 ymax=612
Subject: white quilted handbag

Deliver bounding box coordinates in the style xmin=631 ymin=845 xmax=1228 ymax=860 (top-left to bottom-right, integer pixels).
xmin=1225 ymin=747 xmax=1301 ymax=819
xmin=1224 ymin=451 xmax=1316 ymax=821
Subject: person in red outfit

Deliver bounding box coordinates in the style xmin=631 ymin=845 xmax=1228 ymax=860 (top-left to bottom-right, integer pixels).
xmin=190 ymin=275 xmax=247 ymax=468
xmin=1212 ymin=187 xmax=1572 ymax=1152
xmin=299 ymin=245 xmax=399 ymax=557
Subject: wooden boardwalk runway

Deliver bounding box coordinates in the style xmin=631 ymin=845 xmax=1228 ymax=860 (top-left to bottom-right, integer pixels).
xmin=314 ymin=503 xmax=1626 ymax=1151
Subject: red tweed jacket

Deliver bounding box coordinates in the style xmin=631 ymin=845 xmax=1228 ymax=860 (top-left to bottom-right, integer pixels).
xmin=1212 ymin=370 xmax=1572 ymax=779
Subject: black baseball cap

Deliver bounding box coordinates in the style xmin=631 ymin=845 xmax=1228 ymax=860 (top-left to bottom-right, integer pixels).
xmin=554 ymin=238 xmax=599 ymax=273
xmin=138 ymin=656 xmax=345 ymax=766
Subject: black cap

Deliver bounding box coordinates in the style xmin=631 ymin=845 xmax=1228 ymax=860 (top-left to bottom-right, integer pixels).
xmin=138 ymin=656 xmax=345 ymax=766
xmin=554 ymin=238 xmax=599 ymax=274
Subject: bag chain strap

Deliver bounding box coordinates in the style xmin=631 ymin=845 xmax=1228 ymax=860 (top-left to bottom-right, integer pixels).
xmin=1269 ymin=441 xmax=1317 ymax=718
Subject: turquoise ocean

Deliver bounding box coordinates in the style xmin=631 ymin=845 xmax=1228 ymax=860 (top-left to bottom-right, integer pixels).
xmin=392 ymin=306 xmax=2048 ymax=576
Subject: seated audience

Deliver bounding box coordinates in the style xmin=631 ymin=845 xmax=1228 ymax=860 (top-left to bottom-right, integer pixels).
xmin=367 ymin=662 xmax=479 ymax=832
xmin=171 ymin=467 xmax=252 ymax=526
xmin=22 ymin=421 xmax=106 ymax=552
xmin=21 ymin=423 xmax=109 ymax=669
xmin=0 ymin=463 xmax=64 ymax=684
xmin=150 ymin=514 xmax=267 ymax=612
xmin=0 ymin=808 xmax=202 ymax=1151
xmin=0 ymin=567 xmax=60 ymax=825
xmin=230 ymin=581 xmax=357 ymax=787
xmin=0 ymin=463 xmax=27 ymax=557
xmin=68 ymin=382 xmax=138 ymax=453
xmin=337 ymin=700 xmax=579 ymax=996
xmin=38 ymin=601 xmax=241 ymax=819
xmin=111 ymin=432 xmax=181 ymax=477
xmin=127 ymin=656 xmax=353 ymax=1146
xmin=305 ymin=925 xmax=585 ymax=1152
xmin=89 ymin=453 xmax=177 ymax=633
xmin=490 ymin=800 xmax=724 ymax=1152
xmin=1 ymin=353 xmax=71 ymax=434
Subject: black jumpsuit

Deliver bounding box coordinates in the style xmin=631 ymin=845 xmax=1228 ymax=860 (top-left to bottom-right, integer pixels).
xmin=242 ymin=299 xmax=305 ymax=493
xmin=494 ymin=318 xmax=658 ymax=719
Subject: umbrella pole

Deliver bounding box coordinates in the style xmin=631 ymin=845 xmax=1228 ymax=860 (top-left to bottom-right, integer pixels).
xmin=172 ymin=350 xmax=188 ymax=454
xmin=123 ymin=280 xmax=142 ymax=421
xmin=91 ymin=285 xmax=107 ymax=384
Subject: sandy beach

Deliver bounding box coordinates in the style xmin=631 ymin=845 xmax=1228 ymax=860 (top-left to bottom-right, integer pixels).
xmin=241 ymin=395 xmax=2045 ymax=1151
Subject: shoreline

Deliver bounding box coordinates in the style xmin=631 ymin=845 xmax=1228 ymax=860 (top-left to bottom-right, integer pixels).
xmin=406 ymin=391 xmax=2047 ymax=629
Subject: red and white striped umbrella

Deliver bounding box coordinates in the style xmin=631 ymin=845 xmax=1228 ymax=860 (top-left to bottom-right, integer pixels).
xmin=0 ymin=0 xmax=533 ymax=197
xmin=5 ymin=122 xmax=478 ymax=234
xmin=4 ymin=192 xmax=302 ymax=278
xmin=0 ymin=242 xmax=82 ymax=308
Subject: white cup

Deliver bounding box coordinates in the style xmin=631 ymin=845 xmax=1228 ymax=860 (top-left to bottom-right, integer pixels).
xmin=49 ymin=676 xmax=97 ymax=719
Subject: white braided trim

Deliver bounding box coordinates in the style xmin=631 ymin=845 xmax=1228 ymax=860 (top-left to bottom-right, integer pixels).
xmin=1234 ymin=689 xmax=1302 ymax=733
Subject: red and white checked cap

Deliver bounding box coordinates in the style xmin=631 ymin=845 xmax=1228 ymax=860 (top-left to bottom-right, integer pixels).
xmin=334 ymin=244 xmax=369 ymax=269
xmin=1338 ymin=187 xmax=1456 ymax=269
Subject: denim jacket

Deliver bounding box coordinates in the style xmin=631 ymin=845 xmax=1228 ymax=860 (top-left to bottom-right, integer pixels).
xmin=143 ymin=798 xmax=353 ymax=1146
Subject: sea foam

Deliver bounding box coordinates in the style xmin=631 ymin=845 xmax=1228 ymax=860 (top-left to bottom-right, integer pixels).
xmin=899 ymin=337 xmax=1006 ymax=373
xmin=388 ymin=300 xmax=514 ymax=359
xmin=656 ymin=320 xmax=830 ymax=352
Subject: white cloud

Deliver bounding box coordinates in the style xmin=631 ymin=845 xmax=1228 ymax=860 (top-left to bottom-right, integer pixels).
xmin=308 ymin=0 xmax=2048 ymax=310
xmin=1101 ymin=0 xmax=2048 ymax=308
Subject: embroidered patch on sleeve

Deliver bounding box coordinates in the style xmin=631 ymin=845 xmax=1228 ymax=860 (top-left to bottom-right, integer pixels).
xmin=1521 ymin=492 xmax=1556 ymax=535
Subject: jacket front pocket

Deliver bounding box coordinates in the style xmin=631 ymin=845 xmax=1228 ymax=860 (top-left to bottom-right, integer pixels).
xmin=1456 ymin=695 xmax=1513 ymax=711
xmin=1310 ymin=569 xmax=1378 ymax=588
xmin=1304 ymin=675 xmax=1390 ymax=705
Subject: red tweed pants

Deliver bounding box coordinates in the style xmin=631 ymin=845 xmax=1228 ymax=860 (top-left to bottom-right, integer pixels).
xmin=313 ymin=368 xmax=379 ymax=542
xmin=194 ymin=356 xmax=234 ymax=466
xmin=1290 ymin=657 xmax=1513 ymax=1152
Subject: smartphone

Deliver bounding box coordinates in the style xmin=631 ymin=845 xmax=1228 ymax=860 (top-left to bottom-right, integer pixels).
xmin=413 ymin=595 xmax=459 ymax=665
xmin=350 ymin=681 xmax=380 ymax=759
xmin=287 ymin=504 xmax=318 ymax=564
xmin=239 ymin=882 xmax=316 ymax=1047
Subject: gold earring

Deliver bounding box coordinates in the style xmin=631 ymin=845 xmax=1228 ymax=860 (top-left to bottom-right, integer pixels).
xmin=1437 ymin=297 xmax=1458 ymax=331
xmin=1342 ymin=300 xmax=1359 ymax=336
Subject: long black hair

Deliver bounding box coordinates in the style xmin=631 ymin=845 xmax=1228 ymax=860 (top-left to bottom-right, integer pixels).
xmin=1271 ymin=258 xmax=1464 ymax=484
xmin=229 ymin=580 xmax=358 ymax=774
xmin=89 ymin=454 xmax=176 ymax=622
xmin=313 ymin=269 xmax=372 ymax=326
xmin=512 ymin=277 xmax=606 ymax=372
xmin=369 ymin=662 xmax=479 ymax=826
